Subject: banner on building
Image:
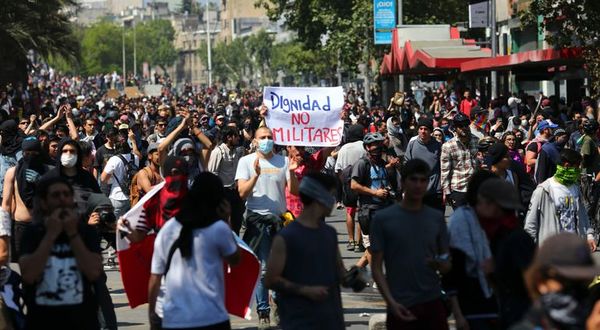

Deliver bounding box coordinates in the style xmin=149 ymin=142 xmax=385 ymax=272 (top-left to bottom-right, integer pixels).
xmin=374 ymin=0 xmax=396 ymax=45
xmin=264 ymin=86 xmax=344 ymax=147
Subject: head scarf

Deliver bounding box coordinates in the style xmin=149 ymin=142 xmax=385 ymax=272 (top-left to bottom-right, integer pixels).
xmin=0 ymin=120 xmax=23 ymax=155
xmin=16 ymin=137 xmax=50 ymax=209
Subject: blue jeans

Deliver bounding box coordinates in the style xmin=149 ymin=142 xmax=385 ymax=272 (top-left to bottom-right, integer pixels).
xmin=0 ymin=152 xmax=21 ymax=201
xmin=255 ymin=228 xmax=274 ymax=316
xmin=110 ymin=198 xmax=130 ymax=219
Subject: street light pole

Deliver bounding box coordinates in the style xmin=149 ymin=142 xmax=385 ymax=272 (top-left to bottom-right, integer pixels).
xmin=133 ymin=19 xmax=137 ymax=78
xmin=206 ymin=1 xmax=212 ymax=86
xmin=397 ymin=0 xmax=404 ymax=92
xmin=122 ymin=24 xmax=126 ymax=85
xmin=490 ymin=0 xmax=498 ymax=99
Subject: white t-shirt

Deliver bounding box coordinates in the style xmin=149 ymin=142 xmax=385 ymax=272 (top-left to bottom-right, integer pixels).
xmin=151 ymin=219 xmax=237 ymax=328
xmin=548 ymin=178 xmax=580 ymax=233
xmin=103 ymin=154 xmax=140 ymax=201
xmin=235 ymin=153 xmax=290 ymax=215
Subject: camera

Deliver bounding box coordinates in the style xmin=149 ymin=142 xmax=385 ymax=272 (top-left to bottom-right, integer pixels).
xmin=342 ymin=266 xmax=368 ymax=292
xmin=385 ymin=186 xmax=398 ymax=200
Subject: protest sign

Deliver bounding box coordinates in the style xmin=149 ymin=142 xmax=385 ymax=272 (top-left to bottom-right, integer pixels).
xmin=106 ymin=89 xmax=120 ymax=99
xmin=264 ymin=86 xmax=344 ymax=147
xmin=125 ymin=86 xmax=142 ymax=98
xmin=144 ymin=84 xmax=163 ymax=97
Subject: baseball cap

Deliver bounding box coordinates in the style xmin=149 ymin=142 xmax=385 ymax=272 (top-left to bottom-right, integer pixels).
xmin=478 ymin=178 xmax=524 ymax=210
xmin=118 ymin=123 xmax=129 ymax=130
xmin=535 ymin=233 xmax=600 ymax=280
xmin=553 ymin=128 xmax=567 ymax=137
xmin=537 ymin=120 xmax=558 ymax=131
xmin=147 ymin=143 xmax=159 ymax=153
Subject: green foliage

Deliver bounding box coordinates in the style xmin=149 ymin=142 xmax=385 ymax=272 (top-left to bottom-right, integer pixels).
xmin=524 ymin=0 xmax=600 ymax=96
xmin=255 ymin=0 xmax=469 ymax=73
xmin=60 ymin=19 xmax=177 ymax=76
xmin=0 ymin=0 xmax=80 ymax=84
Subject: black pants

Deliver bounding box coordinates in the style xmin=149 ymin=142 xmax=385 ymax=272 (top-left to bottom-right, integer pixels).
xmin=423 ymin=193 xmax=444 ymax=212
xmin=448 ymin=191 xmax=467 ymax=210
xmin=224 ymin=186 xmax=245 ymax=235
xmin=11 ymin=221 xmax=32 ymax=262
xmin=95 ymin=271 xmax=117 ymax=330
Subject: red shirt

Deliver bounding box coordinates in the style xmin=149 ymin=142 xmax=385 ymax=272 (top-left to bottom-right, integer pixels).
xmin=285 ymin=149 xmax=326 ymax=217
xmin=460 ymin=98 xmax=477 ymax=118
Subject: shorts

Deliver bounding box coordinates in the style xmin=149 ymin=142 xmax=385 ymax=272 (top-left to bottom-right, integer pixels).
xmin=346 ymin=207 xmax=357 ymax=217
xmin=361 ymin=233 xmax=370 ymax=249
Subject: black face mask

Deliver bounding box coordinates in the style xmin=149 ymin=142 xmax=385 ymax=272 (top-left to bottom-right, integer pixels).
xmin=540 ymin=282 xmax=590 ymax=328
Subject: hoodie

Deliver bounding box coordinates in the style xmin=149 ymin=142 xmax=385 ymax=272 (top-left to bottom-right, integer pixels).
xmin=524 ymin=178 xmax=593 ymax=245
xmin=41 ymin=139 xmax=101 ymax=215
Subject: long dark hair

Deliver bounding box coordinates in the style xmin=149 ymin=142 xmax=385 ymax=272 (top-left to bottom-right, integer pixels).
xmin=175 ymin=172 xmax=225 ymax=258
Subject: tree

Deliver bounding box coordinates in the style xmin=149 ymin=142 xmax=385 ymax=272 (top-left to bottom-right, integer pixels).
xmin=255 ymin=0 xmax=469 ymax=74
xmin=80 ymin=21 xmax=124 ymax=75
xmin=198 ymin=37 xmax=253 ymax=85
xmin=523 ymin=0 xmax=600 ymax=97
xmin=135 ymin=20 xmax=178 ymax=73
xmin=0 ymin=0 xmax=80 ymax=85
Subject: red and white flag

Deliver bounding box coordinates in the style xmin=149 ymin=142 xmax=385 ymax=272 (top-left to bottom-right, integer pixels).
xmin=116 ymin=182 xmax=260 ymax=319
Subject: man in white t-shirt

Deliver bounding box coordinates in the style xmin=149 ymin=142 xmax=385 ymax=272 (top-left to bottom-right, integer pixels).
xmin=100 ymin=142 xmax=140 ymax=219
xmin=525 ymin=149 xmax=596 ymax=250
xmin=235 ymin=127 xmax=298 ymax=328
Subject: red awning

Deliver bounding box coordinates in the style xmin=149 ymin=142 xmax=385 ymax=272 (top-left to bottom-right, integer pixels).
xmin=460 ymin=48 xmax=583 ymax=72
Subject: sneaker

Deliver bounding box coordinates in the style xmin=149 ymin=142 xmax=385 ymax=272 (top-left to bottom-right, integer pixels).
xmin=258 ymin=311 xmax=271 ymax=329
xmin=258 ymin=316 xmax=271 ymax=329
xmin=336 ymin=202 xmax=344 ymax=210
xmin=355 ymin=242 xmax=366 ymax=253
xmin=346 ymin=241 xmax=355 ymax=251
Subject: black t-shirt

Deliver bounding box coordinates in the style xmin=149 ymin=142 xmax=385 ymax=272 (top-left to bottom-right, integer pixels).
xmin=41 ymin=168 xmax=101 ymax=216
xmin=351 ymin=157 xmax=396 ymax=207
xmin=94 ymin=144 xmax=117 ymax=172
xmin=21 ymin=223 xmax=101 ymax=330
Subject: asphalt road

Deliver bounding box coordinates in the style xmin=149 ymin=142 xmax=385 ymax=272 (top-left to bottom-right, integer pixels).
xmin=107 ymin=208 xmax=387 ymax=329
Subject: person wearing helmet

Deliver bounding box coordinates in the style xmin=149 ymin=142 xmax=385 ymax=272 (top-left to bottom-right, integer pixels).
xmin=350 ymin=132 xmax=399 ymax=269
xmin=440 ymin=113 xmax=480 ymax=209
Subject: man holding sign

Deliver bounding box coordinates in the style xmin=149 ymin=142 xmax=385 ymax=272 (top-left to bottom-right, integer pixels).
xmin=235 ymin=126 xmax=299 ymax=329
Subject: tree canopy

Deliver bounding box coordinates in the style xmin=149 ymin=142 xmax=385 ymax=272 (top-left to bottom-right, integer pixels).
xmin=0 ymin=0 xmax=80 ymax=85
xmin=523 ymin=0 xmax=600 ymax=96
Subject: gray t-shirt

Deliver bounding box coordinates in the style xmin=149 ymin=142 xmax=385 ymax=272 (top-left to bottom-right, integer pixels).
xmin=404 ymin=138 xmax=442 ymax=195
xmin=370 ymin=204 xmax=449 ymax=307
xmin=334 ymin=141 xmax=366 ymax=173
xmin=235 ymin=152 xmax=290 ymax=216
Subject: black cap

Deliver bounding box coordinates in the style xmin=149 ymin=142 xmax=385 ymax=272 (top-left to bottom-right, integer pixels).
xmin=485 ymin=143 xmax=508 ymax=166
xmin=417 ymin=118 xmax=433 ymax=131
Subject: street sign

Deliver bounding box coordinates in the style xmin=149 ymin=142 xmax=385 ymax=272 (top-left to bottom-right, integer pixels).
xmin=469 ymin=1 xmax=489 ymax=28
xmin=374 ymin=0 xmax=396 ymax=45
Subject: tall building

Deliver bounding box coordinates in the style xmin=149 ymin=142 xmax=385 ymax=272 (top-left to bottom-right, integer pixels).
xmin=218 ymin=0 xmax=278 ymax=42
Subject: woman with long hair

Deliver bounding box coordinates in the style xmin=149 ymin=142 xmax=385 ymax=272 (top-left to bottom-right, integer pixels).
xmin=148 ymin=172 xmax=240 ymax=330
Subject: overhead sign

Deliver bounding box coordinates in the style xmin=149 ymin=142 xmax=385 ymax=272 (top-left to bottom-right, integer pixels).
xmin=264 ymin=87 xmax=344 ymax=147
xmin=374 ymin=0 xmax=396 ymax=45
xmin=469 ymin=1 xmax=489 ymax=28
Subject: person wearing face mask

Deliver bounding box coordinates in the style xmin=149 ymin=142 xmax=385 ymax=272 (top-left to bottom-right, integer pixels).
xmin=580 ymin=120 xmax=600 ymax=227
xmin=440 ymin=113 xmax=480 ymax=209
xmin=2 ymin=138 xmax=53 ymax=262
xmin=524 ymin=149 xmax=596 ymax=250
xmin=265 ymin=172 xmax=354 ymax=330
xmin=42 ymin=139 xmax=102 ymax=217
xmin=350 ymin=132 xmax=399 ymax=270
xmin=234 ymin=127 xmax=299 ymax=329
xmin=513 ymin=233 xmax=600 ymax=330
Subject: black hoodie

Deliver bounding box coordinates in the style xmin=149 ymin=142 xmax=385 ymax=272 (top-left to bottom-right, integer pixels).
xmin=41 ymin=139 xmax=101 ymax=215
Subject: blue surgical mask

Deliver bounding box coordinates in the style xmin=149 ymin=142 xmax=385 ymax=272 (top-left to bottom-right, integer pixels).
xmin=257 ymin=139 xmax=274 ymax=154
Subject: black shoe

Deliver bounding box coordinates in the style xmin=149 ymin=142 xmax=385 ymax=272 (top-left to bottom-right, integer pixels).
xmin=346 ymin=241 xmax=355 ymax=251
xmin=355 ymin=242 xmax=365 ymax=252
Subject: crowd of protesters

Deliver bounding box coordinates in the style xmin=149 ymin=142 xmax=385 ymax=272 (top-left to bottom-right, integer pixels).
xmin=1 ymin=68 xmax=600 ymax=330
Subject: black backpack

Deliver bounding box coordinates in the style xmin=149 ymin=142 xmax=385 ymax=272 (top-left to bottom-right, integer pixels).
xmin=115 ymin=154 xmax=139 ymax=197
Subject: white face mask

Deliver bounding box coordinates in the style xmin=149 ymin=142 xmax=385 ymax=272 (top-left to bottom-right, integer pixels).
xmin=60 ymin=153 xmax=77 ymax=168
xmin=521 ymin=119 xmax=528 ymax=127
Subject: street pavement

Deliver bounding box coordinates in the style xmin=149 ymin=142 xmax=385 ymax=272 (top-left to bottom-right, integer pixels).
xmin=107 ymin=208 xmax=388 ymax=329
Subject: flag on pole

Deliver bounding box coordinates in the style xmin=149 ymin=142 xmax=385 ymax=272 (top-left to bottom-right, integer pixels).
xmin=116 ymin=182 xmax=260 ymax=319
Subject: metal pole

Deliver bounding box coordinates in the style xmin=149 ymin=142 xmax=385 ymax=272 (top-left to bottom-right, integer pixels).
xmin=133 ymin=19 xmax=137 ymax=78
xmin=206 ymin=1 xmax=213 ymax=86
xmin=490 ymin=0 xmax=498 ymax=99
xmin=397 ymin=0 xmax=404 ymax=92
xmin=122 ymin=24 xmax=126 ymax=86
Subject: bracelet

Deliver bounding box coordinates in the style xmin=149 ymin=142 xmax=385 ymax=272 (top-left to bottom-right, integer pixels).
xmin=68 ymin=233 xmax=79 ymax=240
